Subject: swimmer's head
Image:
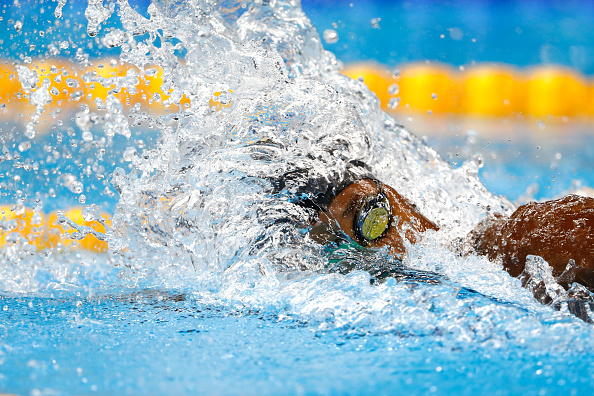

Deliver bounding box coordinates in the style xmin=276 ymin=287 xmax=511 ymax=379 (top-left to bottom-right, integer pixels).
xmin=313 ymin=178 xmax=438 ymax=257
xmin=270 ymin=156 xmax=437 ymax=257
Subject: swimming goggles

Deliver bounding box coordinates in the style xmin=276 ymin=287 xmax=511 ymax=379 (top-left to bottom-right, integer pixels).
xmin=353 ymin=180 xmax=391 ymax=245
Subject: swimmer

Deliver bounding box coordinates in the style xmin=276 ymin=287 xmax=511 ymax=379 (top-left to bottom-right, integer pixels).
xmin=304 ymin=166 xmax=594 ymax=296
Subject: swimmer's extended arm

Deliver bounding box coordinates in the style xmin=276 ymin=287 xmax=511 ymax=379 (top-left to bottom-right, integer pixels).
xmin=470 ymin=195 xmax=594 ymax=290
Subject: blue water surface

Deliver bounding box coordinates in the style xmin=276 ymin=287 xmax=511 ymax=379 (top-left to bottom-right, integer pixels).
xmin=1 ymin=289 xmax=593 ymax=395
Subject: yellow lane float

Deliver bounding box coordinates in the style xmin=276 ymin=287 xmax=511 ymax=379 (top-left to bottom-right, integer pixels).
xmin=0 ymin=62 xmax=24 ymax=115
xmin=0 ymin=206 xmax=45 ymax=248
xmin=31 ymin=60 xmax=83 ymax=109
xmin=340 ymin=61 xmax=594 ymax=119
xmin=461 ymin=64 xmax=524 ymax=116
xmin=2 ymin=58 xmax=594 ymax=121
xmin=397 ymin=63 xmax=461 ymax=114
xmin=0 ymin=206 xmax=111 ymax=253
xmin=525 ymin=66 xmax=589 ymax=117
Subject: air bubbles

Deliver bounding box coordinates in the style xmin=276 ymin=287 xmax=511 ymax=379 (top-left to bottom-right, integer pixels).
xmin=322 ymin=29 xmax=338 ymax=44
xmin=79 ymin=195 xmax=87 ymax=204
xmin=370 ymin=18 xmax=381 ymax=29
xmin=392 ymin=69 xmax=400 ymax=79
xmin=431 ymin=93 xmax=437 ymax=100
xmin=388 ymin=84 xmax=399 ymax=95
xmin=14 ymin=20 xmax=23 ymax=32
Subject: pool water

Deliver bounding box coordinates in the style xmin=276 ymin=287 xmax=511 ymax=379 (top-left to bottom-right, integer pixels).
xmin=1 ymin=1 xmax=594 ymax=395
xmin=2 ymin=289 xmax=593 ymax=395
xmin=2 ymin=258 xmax=594 ymax=395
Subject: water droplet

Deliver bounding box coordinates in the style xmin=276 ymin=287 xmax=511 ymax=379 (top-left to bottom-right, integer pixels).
xmin=392 ymin=69 xmax=400 ymax=78
xmin=14 ymin=20 xmax=22 ymax=32
xmin=18 ymin=141 xmax=31 ymax=152
xmin=370 ymin=18 xmax=381 ymax=29
xmin=448 ymin=27 xmax=463 ymax=40
xmin=32 ymin=212 xmax=43 ymax=226
xmin=388 ymin=97 xmax=400 ymax=110
xmin=388 ymin=84 xmax=399 ymax=95
xmin=322 ymin=29 xmax=338 ymax=44
xmin=61 ymin=174 xmax=83 ymax=194
xmin=82 ymin=131 xmax=93 ymax=142
xmin=55 ymin=0 xmax=67 ymax=19
xmin=79 ymin=195 xmax=86 ymax=204
xmin=431 ymin=93 xmax=437 ymax=100
xmin=123 ymin=147 xmax=137 ymax=162
xmin=14 ymin=203 xmax=25 ymax=216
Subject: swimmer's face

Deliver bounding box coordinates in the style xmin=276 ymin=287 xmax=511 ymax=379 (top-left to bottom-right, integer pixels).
xmin=313 ymin=179 xmax=438 ymax=257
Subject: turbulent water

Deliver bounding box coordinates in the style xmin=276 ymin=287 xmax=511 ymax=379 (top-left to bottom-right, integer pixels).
xmin=3 ymin=0 xmax=594 ymax=381
xmin=105 ymin=0 xmax=512 ymax=272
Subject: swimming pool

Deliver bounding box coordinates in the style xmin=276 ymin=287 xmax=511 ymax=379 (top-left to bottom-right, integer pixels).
xmin=1 ymin=1 xmax=594 ymax=395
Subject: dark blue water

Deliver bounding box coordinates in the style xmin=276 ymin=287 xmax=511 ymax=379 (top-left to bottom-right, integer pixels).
xmin=302 ymin=0 xmax=594 ymax=75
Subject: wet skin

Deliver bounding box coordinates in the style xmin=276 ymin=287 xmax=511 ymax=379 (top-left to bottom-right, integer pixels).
xmin=314 ymin=179 xmax=594 ymax=291
xmin=312 ymin=179 xmax=438 ymax=258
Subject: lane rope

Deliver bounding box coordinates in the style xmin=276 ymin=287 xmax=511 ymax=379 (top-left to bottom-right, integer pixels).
xmin=2 ymin=60 xmax=594 ymax=119
xmin=2 ymin=60 xmax=594 ymax=252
